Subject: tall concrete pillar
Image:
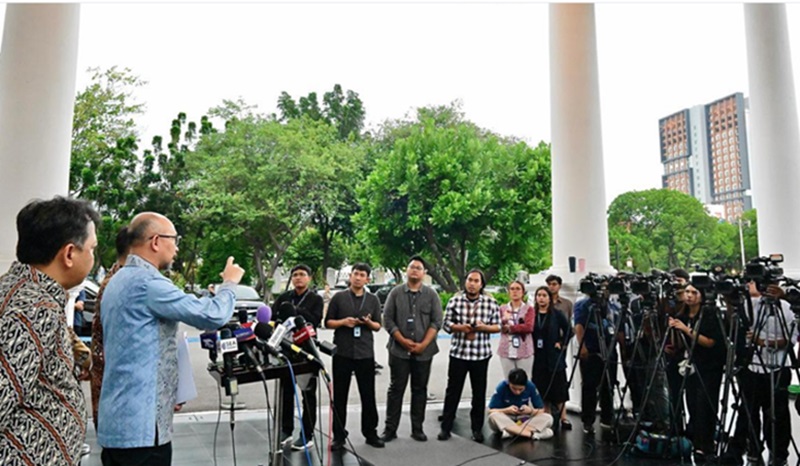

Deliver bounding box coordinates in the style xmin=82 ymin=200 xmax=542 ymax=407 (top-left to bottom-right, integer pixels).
xmin=548 ymin=4 xmax=615 ymax=414
xmin=744 ymin=4 xmax=800 ymax=276
xmin=549 ymin=3 xmax=613 ymax=279
xmin=0 ymin=4 xmax=80 ymax=271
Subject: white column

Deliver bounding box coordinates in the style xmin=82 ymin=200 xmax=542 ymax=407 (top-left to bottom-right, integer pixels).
xmin=0 ymin=4 xmax=80 ymax=271
xmin=744 ymin=4 xmax=800 ymax=276
xmin=549 ymin=3 xmax=613 ymax=279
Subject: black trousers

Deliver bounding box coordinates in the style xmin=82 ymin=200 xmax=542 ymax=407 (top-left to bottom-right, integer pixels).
xmin=730 ymin=368 xmax=791 ymax=461
xmin=332 ymin=355 xmax=379 ymax=441
xmin=579 ymin=353 xmax=617 ymax=426
xmin=684 ymin=367 xmax=722 ymax=454
xmin=101 ymin=443 xmax=171 ymax=466
xmin=384 ymin=354 xmax=432 ymax=435
xmin=440 ymin=356 xmax=490 ymax=434
xmin=281 ymin=375 xmax=317 ymax=438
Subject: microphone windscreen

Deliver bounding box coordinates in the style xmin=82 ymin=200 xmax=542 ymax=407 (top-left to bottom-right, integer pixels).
xmin=279 ymin=302 xmax=296 ymax=321
xmin=294 ymin=315 xmax=306 ymax=328
xmin=254 ymin=322 xmax=273 ymax=341
xmin=256 ymin=304 xmax=272 ymax=323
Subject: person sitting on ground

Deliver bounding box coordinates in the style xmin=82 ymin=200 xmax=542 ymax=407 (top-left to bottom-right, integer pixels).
xmin=487 ymin=368 xmax=554 ymax=440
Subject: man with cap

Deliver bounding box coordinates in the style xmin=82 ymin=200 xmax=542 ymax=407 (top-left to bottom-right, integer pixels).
xmin=272 ymin=264 xmax=324 ymax=450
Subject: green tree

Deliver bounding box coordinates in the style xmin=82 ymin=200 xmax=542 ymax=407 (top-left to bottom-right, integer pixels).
xmin=188 ymin=113 xmax=363 ymax=297
xmin=277 ymin=84 xmax=366 ymax=141
xmin=70 ymin=66 xmax=146 ymax=269
xmin=355 ymin=104 xmax=552 ymax=292
xmin=607 ymin=189 xmax=738 ymax=271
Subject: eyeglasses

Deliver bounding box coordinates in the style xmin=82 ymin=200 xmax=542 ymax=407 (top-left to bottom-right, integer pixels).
xmin=149 ymin=234 xmax=181 ymax=246
xmin=408 ymin=265 xmax=424 ymax=271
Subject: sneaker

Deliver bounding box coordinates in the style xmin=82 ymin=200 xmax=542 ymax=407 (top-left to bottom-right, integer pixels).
xmin=472 ymin=430 xmax=484 ymax=442
xmin=501 ymin=430 xmax=513 ymax=439
xmin=291 ymin=437 xmax=313 ymax=451
xmin=599 ymin=421 xmax=613 ymax=430
xmin=533 ymin=428 xmax=554 ymax=440
xmin=583 ymin=424 xmax=595 ymax=435
xmin=80 ymin=443 xmax=91 ymax=457
xmin=427 ymin=392 xmax=436 ymax=401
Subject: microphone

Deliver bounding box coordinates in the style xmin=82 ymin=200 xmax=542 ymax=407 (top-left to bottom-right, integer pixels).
xmin=219 ymin=328 xmax=238 ymax=396
xmin=200 ymin=330 xmax=218 ymax=362
xmin=256 ymin=321 xmax=325 ymax=369
xmin=256 ymin=304 xmax=272 ymax=324
xmin=277 ymin=302 xmax=297 ymax=324
xmin=234 ymin=326 xmax=263 ymax=372
xmin=237 ymin=308 xmax=249 ymax=325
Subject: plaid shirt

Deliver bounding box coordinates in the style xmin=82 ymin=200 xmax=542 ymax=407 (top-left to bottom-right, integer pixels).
xmin=443 ymin=292 xmax=500 ymax=360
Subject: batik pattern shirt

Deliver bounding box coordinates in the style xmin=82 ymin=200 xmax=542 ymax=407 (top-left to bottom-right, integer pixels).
xmin=0 ymin=262 xmax=86 ymax=466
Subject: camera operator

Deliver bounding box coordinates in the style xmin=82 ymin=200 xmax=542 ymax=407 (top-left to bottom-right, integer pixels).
xmin=667 ymin=283 xmax=725 ymax=463
xmin=272 ymin=264 xmax=324 ymax=450
xmin=725 ymin=281 xmax=796 ymax=466
xmin=662 ymin=269 xmax=689 ymax=431
xmin=573 ymin=279 xmax=620 ymax=435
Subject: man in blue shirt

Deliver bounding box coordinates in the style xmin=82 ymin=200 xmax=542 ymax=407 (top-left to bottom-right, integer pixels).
xmin=488 ymin=368 xmax=554 ymax=440
xmin=573 ymin=291 xmax=620 ymax=435
xmin=98 ymin=212 xmax=245 ymax=466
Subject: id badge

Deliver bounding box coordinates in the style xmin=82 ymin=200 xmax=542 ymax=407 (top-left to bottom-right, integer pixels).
xmin=537 ymin=339 xmax=544 ymax=349
xmin=512 ymin=335 xmax=521 ymax=348
xmin=354 ymin=326 xmax=361 ymax=338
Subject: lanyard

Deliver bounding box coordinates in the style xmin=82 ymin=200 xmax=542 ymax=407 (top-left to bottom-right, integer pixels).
xmin=349 ymin=290 xmax=367 ymax=317
xmin=293 ymin=289 xmax=309 ymax=308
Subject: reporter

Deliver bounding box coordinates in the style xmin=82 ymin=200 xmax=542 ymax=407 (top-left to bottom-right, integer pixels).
xmin=668 ymin=284 xmax=725 ymax=463
xmin=487 ymin=368 xmax=553 ymax=440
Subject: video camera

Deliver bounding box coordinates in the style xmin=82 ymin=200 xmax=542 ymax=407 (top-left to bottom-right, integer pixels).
xmin=580 ymin=272 xmax=615 ymax=297
xmin=691 ymin=264 xmax=748 ymax=300
xmin=744 ymin=254 xmax=785 ymax=290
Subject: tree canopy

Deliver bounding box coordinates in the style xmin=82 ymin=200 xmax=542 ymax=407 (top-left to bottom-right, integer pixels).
xmin=607 ymin=188 xmax=740 ymax=271
xmin=355 ymin=104 xmax=552 ymax=291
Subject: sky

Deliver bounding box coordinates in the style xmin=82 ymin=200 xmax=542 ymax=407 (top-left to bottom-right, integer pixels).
xmin=4 ymin=2 xmax=800 ymax=206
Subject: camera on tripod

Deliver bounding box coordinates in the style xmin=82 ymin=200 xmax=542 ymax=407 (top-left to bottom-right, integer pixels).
xmin=691 ymin=265 xmax=748 ymax=300
xmin=580 ymin=273 xmax=615 ymax=297
xmin=743 ymin=254 xmax=785 ymax=290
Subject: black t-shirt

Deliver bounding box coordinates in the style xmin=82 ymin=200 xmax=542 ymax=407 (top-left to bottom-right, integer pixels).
xmin=272 ymin=288 xmax=324 ymax=328
xmin=679 ymin=306 xmax=725 ymax=372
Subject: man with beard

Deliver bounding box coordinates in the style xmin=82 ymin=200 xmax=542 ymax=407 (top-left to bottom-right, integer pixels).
xmin=438 ymin=269 xmax=501 ymax=443
xmin=382 ymin=256 xmax=442 ymax=442
xmin=98 ymin=213 xmax=245 ymax=465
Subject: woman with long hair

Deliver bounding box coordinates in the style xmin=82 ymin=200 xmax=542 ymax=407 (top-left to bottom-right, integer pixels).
xmin=497 ymin=280 xmax=535 ymax=377
xmin=530 ymin=286 xmax=573 ymax=430
xmin=668 ymin=283 xmax=725 ymax=463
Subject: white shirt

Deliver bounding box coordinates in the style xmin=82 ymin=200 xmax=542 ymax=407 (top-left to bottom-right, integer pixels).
xmin=748 ymin=296 xmax=798 ymax=373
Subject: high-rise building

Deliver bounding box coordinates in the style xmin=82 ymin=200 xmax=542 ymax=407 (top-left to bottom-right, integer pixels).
xmin=659 ymin=92 xmax=752 ymax=221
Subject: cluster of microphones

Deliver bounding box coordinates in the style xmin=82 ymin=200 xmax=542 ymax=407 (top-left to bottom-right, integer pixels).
xmin=200 ymin=303 xmax=335 ymax=395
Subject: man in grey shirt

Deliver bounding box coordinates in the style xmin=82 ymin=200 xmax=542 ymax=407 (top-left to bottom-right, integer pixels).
xmin=381 ymin=256 xmax=443 ymax=442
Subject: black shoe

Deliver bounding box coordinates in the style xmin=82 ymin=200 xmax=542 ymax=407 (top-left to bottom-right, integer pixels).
xmin=438 ymin=414 xmax=445 ymax=421
xmin=472 ymin=431 xmax=484 ymax=443
xmin=331 ymin=439 xmax=346 ymax=451
xmin=411 ymin=431 xmax=428 ymax=442
xmin=437 ymin=430 xmax=451 ymax=441
xmin=560 ymin=419 xmax=573 ymax=430
xmin=365 ymin=436 xmax=385 ymax=448
xmin=583 ymin=424 xmax=595 ymax=435
xmin=374 ymin=362 xmax=384 ymax=370
xmin=381 ymin=431 xmax=398 ymax=442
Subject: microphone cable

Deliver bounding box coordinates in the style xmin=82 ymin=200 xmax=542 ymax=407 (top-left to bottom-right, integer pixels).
xmin=286 ymin=358 xmax=314 ymax=466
